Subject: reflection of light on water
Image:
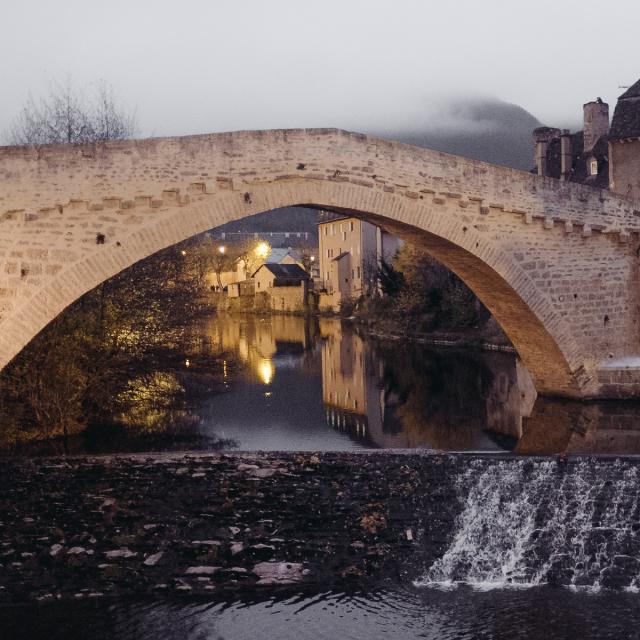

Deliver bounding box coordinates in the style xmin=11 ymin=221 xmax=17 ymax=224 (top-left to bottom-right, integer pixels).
xmin=258 ymin=359 xmax=274 ymax=385
xmin=264 ymin=391 xmax=272 ymax=398
xmin=223 ymin=360 xmax=228 ymax=380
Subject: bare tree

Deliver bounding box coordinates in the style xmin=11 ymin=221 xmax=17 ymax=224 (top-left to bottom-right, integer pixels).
xmin=6 ymin=78 xmax=137 ymax=145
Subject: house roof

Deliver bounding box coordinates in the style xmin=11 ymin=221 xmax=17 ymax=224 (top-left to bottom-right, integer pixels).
xmin=619 ymin=80 xmax=640 ymax=100
xmin=530 ymin=130 xmax=609 ymax=188
xmin=610 ymin=82 xmax=640 ymax=141
xmin=265 ymin=248 xmax=300 ymax=264
xmin=252 ymin=263 xmax=309 ymax=279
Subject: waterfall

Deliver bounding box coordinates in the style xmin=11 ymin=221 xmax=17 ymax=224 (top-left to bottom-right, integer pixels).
xmin=415 ymin=459 xmax=640 ymax=590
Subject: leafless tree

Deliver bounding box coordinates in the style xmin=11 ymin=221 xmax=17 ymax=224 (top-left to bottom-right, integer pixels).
xmin=5 ymin=78 xmax=137 ymax=145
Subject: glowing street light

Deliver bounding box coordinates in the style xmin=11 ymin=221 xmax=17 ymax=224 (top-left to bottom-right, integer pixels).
xmin=181 ymin=250 xmax=187 ymax=256
xmin=218 ymin=245 xmax=226 ymax=254
xmin=255 ymin=242 xmax=270 ymax=259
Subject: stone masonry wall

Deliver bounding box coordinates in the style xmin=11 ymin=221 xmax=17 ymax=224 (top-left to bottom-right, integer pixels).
xmin=1 ymin=129 xmax=639 ymax=397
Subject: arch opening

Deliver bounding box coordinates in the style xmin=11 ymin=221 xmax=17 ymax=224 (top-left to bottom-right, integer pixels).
xmin=0 ymin=184 xmax=586 ymax=400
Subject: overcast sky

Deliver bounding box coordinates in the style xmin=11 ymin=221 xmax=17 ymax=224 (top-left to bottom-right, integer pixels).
xmin=2 ymin=0 xmax=638 ymax=139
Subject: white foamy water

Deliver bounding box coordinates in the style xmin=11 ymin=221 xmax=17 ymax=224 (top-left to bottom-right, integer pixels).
xmin=415 ymin=459 xmax=640 ymax=590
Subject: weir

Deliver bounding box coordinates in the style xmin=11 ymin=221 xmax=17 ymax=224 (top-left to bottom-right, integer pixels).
xmin=2 ymin=452 xmax=640 ymax=603
xmin=417 ymin=459 xmax=640 ymax=590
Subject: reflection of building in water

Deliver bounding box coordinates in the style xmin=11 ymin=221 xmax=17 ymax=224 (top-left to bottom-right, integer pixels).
xmin=320 ymin=319 xmax=409 ymax=447
xmin=321 ymin=317 xmax=538 ymax=450
xmin=321 ymin=319 xmax=373 ymax=445
xmin=202 ymin=315 xmax=313 ymax=385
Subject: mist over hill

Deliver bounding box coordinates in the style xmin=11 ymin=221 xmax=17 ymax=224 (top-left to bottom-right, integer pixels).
xmin=216 ymin=98 xmax=541 ymax=236
xmin=382 ymin=97 xmax=541 ymax=170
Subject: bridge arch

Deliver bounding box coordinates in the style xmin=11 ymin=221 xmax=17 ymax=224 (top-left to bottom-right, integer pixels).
xmin=1 ymin=129 xmax=639 ymax=398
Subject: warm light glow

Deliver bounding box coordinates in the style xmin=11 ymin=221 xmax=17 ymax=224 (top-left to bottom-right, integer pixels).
xmin=181 ymin=250 xmax=187 ymax=256
xmin=255 ymin=242 xmax=270 ymax=259
xmin=258 ymin=358 xmax=274 ymax=385
xmin=310 ymin=255 xmax=315 ymax=262
xmin=218 ymin=245 xmax=226 ymax=254
xmin=185 ymin=358 xmax=190 ymax=367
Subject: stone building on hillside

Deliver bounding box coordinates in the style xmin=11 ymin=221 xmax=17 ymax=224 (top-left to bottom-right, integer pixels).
xmin=318 ymin=215 xmax=402 ymax=311
xmin=532 ymin=78 xmax=640 ymax=199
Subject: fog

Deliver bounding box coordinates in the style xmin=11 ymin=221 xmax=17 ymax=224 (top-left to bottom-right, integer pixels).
xmin=2 ymin=0 xmax=638 ymax=138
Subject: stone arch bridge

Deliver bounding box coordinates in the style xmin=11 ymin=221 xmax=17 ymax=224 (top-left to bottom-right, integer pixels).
xmin=1 ymin=129 xmax=639 ymax=398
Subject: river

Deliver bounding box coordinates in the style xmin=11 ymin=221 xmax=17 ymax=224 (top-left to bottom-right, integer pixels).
xmin=5 ymin=313 xmax=640 ymax=456
xmin=3 ymin=314 xmax=640 ymax=639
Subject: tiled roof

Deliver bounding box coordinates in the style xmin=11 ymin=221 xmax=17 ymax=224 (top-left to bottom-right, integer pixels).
xmin=253 ymin=263 xmax=309 ymax=279
xmin=619 ymin=80 xmax=640 ymax=100
xmin=265 ymin=248 xmax=297 ymax=264
xmin=531 ymin=130 xmax=609 ymax=188
xmin=610 ymin=82 xmax=640 ymax=141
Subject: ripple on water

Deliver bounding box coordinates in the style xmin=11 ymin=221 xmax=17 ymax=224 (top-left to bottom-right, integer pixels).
xmin=3 ymin=586 xmax=640 ymax=640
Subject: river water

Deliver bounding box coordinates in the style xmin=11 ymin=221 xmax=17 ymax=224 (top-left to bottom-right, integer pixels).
xmin=7 ymin=313 xmax=639 ymax=456
xmin=4 ymin=314 xmax=640 ymax=638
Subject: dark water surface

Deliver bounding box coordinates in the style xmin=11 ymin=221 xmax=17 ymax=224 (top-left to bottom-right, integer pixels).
xmin=3 ymin=585 xmax=640 ymax=640
xmin=4 ymin=314 xmax=640 ymax=456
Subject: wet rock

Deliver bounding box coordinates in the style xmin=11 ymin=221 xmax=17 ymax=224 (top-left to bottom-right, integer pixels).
xmin=253 ymin=561 xmax=309 ymax=585
xmin=230 ymin=542 xmax=244 ymax=556
xmin=184 ymin=566 xmax=220 ymax=575
xmin=250 ymin=468 xmax=276 ymax=478
xmin=190 ymin=540 xmax=221 ymax=548
xmin=66 ymin=547 xmax=88 ymax=555
xmin=104 ymin=548 xmax=137 ymax=559
xmin=49 ymin=544 xmax=64 ymax=557
xmin=143 ymin=552 xmax=164 ymax=567
xmin=237 ymin=464 xmax=259 ymax=472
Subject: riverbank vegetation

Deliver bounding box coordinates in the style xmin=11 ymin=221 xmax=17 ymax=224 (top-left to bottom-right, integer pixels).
xmin=350 ymin=244 xmax=507 ymax=346
xmin=0 ymin=243 xmax=229 ymax=451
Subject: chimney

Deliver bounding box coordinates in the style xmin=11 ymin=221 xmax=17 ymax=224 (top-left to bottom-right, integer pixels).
xmin=533 ymin=127 xmax=560 ymax=176
xmin=583 ymin=99 xmax=609 ymax=152
xmin=560 ymin=130 xmax=572 ymax=180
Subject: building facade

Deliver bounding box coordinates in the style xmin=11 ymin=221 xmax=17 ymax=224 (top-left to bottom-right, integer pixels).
xmin=318 ymin=215 xmax=401 ymax=310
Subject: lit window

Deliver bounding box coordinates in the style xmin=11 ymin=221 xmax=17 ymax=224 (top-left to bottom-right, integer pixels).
xmin=590 ymin=160 xmax=598 ymax=175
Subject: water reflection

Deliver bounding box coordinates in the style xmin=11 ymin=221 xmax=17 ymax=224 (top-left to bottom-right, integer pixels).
xmin=197 ymin=315 xmax=640 ymax=455
xmin=4 ymin=313 xmax=640 ymax=455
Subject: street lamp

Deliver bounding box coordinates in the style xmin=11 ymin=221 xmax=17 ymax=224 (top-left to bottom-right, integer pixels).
xmin=218 ymin=245 xmax=226 ymax=254
xmin=255 ymin=242 xmax=270 ymax=259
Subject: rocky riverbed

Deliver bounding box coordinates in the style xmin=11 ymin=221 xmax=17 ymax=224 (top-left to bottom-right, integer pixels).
xmin=0 ymin=452 xmax=461 ymax=604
